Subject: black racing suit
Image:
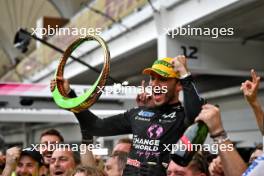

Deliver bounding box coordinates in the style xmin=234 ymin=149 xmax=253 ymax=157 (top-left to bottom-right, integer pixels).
xmin=73 ymin=75 xmax=204 ymax=175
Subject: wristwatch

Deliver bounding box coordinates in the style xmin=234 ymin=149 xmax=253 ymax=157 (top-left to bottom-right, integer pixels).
xmin=211 ymin=130 xmax=229 ymax=144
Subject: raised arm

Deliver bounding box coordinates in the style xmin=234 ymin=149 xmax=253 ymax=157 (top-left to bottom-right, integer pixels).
xmin=195 ymin=104 xmax=247 ymax=176
xmin=181 ymin=75 xmax=205 ymax=126
xmin=74 ymin=107 xmax=133 ymax=136
xmin=50 ymin=78 xmax=132 ymax=137
xmin=172 ymin=56 xmax=205 ymax=126
xmin=240 ymin=69 xmax=263 ymax=134
xmin=2 ymin=147 xmax=21 ymax=176
xmin=50 ymin=79 xmax=133 ymax=168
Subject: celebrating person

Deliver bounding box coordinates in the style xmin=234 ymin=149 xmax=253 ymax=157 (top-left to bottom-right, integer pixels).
xmin=240 ymin=69 xmax=263 ymax=134
xmin=50 ymin=146 xmax=80 ymax=176
xmin=51 ymin=56 xmax=205 ymax=175
xmin=240 ymin=70 xmax=264 ymax=176
xmin=2 ymin=147 xmax=44 ymax=176
xmin=207 ymin=70 xmax=264 ymax=176
xmin=195 ymin=104 xmax=247 ymax=176
xmin=39 ymin=129 xmax=64 ymax=166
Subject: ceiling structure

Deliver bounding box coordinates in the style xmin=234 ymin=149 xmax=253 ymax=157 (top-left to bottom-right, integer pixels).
xmin=0 ymin=0 xmax=91 ymax=78
xmin=196 ymin=0 xmax=264 ymax=42
xmin=1 ymin=0 xmax=264 ymax=82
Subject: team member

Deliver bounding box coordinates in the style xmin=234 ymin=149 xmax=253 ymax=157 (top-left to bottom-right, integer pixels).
xmin=195 ymin=104 xmax=247 ymax=176
xmin=2 ymin=147 xmax=44 ymax=176
xmin=240 ymin=70 xmax=264 ymax=176
xmin=240 ymin=69 xmax=263 ymax=134
xmin=49 ymin=146 xmax=80 ymax=176
xmin=39 ymin=129 xmax=64 ymax=165
xmin=112 ymin=138 xmax=132 ymax=154
xmin=104 ymin=151 xmax=127 ymax=176
xmin=208 ymin=70 xmax=264 ymax=176
xmin=52 ymin=56 xmax=204 ymax=175
xmin=16 ymin=148 xmax=44 ymax=176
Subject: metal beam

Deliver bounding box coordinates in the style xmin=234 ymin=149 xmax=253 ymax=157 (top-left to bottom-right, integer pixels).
xmin=0 ymin=109 xmax=125 ymax=123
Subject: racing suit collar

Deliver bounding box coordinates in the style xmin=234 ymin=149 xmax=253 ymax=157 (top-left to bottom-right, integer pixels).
xmin=148 ymin=101 xmax=182 ymax=110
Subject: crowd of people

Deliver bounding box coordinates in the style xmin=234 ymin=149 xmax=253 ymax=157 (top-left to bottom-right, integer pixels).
xmin=0 ymin=56 xmax=263 ymax=176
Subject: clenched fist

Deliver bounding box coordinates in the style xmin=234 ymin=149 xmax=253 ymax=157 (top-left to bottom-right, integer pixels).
xmin=5 ymin=147 xmax=21 ymax=168
xmin=171 ymin=55 xmax=189 ymax=77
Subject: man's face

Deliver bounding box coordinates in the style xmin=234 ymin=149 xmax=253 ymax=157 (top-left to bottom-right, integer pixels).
xmin=112 ymin=143 xmax=131 ymax=154
xmin=167 ymin=160 xmax=203 ymax=176
xmin=40 ymin=135 xmax=62 ymax=165
xmin=49 ymin=149 xmax=76 ymax=176
xmin=16 ymin=155 xmax=39 ymax=176
xmin=104 ymin=156 xmax=122 ymax=176
xmin=149 ymin=73 xmax=181 ymax=106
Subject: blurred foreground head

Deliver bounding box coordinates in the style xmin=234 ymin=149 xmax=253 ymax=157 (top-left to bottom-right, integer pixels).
xmin=167 ymin=153 xmax=209 ymax=176
xmin=72 ymin=165 xmax=105 ymax=176
xmin=112 ymin=138 xmax=132 ymax=154
xmin=104 ymin=151 xmax=128 ymax=176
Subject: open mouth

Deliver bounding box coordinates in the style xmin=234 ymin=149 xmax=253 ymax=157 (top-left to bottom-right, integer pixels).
xmin=153 ymin=92 xmax=162 ymax=96
xmin=153 ymin=92 xmax=163 ymax=100
xmin=54 ymin=171 xmax=64 ymax=176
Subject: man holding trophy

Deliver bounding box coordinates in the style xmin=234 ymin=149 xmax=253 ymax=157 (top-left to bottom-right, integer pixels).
xmin=51 ymin=53 xmax=204 ymax=175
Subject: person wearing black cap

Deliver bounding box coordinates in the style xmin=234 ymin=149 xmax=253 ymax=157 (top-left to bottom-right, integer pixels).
xmin=16 ymin=147 xmax=44 ymax=176
xmin=2 ymin=147 xmax=44 ymax=176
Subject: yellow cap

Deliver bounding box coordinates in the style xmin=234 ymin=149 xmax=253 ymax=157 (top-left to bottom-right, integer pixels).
xmin=142 ymin=57 xmax=180 ymax=78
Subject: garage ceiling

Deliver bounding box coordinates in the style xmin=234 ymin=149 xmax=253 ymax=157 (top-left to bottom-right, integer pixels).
xmin=0 ymin=0 xmax=91 ymax=78
xmin=197 ymin=0 xmax=264 ymax=41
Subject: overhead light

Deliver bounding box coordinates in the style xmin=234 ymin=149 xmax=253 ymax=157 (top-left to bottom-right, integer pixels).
xmin=13 ymin=28 xmax=31 ymax=53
